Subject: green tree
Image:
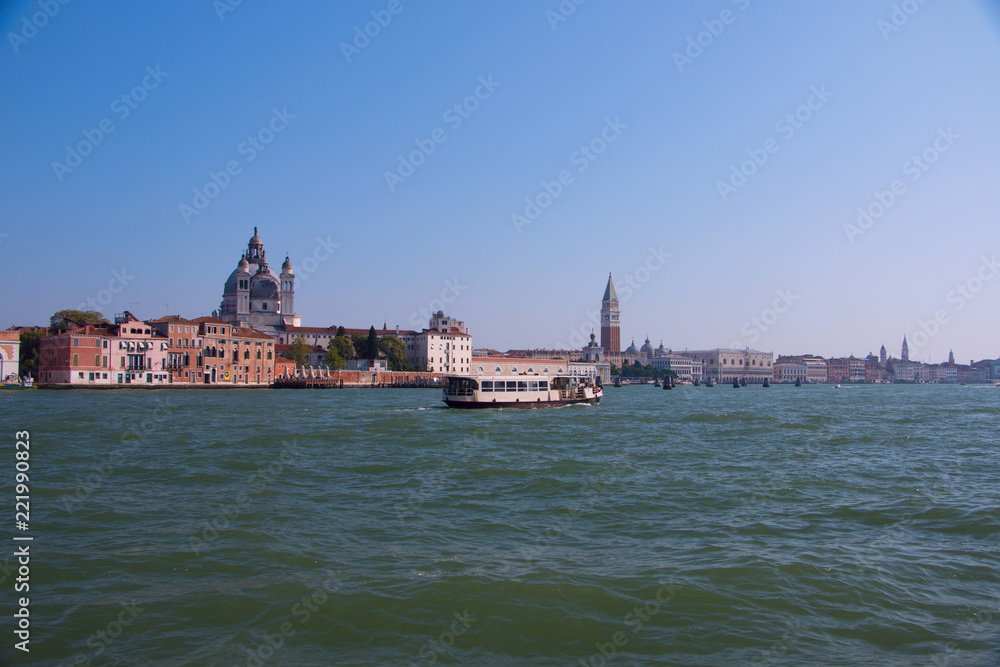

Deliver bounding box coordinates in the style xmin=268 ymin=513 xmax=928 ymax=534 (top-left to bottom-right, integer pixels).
xmin=350 ymin=333 xmax=368 ymax=357
xmin=332 ymin=335 xmax=355 ymax=361
xmin=366 ymin=326 xmax=379 ymax=360
xmin=324 ymin=339 xmax=346 ymax=369
xmin=335 ymin=326 xmax=346 ymax=338
xmin=49 ymin=309 xmax=108 ymax=331
xmin=18 ymin=329 xmax=43 ymax=379
xmin=283 ymin=335 xmax=311 ymax=368
xmin=378 ymin=335 xmax=410 ymax=371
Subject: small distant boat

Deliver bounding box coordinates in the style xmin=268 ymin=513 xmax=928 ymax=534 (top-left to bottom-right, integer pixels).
xmin=1 ymin=375 xmax=34 ymax=389
xmin=835 ymin=384 xmax=842 ymax=389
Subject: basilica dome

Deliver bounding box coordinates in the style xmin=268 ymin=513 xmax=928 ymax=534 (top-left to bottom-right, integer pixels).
xmin=625 ymin=339 xmax=640 ymax=355
xmin=250 ymin=271 xmax=280 ymax=299
xmin=640 ymin=337 xmax=654 ymax=355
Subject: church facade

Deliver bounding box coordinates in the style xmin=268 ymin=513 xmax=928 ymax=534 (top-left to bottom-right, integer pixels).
xmin=216 ymin=228 xmax=301 ymax=334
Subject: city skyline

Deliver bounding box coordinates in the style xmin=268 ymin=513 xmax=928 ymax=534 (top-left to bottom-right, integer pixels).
xmin=3 ymin=2 xmax=1000 ymax=360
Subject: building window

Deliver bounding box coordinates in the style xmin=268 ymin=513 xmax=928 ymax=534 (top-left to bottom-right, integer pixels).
xmin=94 ymin=354 xmax=100 ymax=366
xmin=72 ymin=354 xmax=79 ymax=366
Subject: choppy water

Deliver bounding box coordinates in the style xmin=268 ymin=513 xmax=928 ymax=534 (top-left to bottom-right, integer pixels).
xmin=4 ymin=384 xmax=999 ymax=666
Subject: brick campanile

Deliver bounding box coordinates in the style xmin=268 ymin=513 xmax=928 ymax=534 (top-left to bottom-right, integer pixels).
xmin=600 ymin=273 xmax=620 ymax=354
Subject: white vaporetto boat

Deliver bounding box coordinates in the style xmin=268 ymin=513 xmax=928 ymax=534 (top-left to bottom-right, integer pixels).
xmin=442 ymin=374 xmax=603 ymax=408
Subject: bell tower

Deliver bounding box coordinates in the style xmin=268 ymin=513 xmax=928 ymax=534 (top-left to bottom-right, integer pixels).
xmin=600 ymin=273 xmax=620 ymax=354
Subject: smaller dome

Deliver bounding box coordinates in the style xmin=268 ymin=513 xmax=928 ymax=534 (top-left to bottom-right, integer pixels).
xmin=281 ymin=256 xmax=293 ymax=274
xmin=249 ymin=226 xmax=262 ymax=246
xmin=640 ymin=337 xmax=654 ymax=354
xmin=237 ymin=255 xmax=250 ymax=272
xmin=625 ymin=339 xmax=640 ymax=355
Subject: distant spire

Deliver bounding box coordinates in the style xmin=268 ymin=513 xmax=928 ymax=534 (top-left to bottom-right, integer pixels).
xmin=603 ymin=273 xmax=618 ymax=301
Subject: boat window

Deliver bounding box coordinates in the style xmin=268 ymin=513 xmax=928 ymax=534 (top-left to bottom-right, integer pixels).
xmin=506 ymin=381 xmax=518 ymax=391
xmin=482 ymin=381 xmax=493 ymax=391
xmin=493 ymin=382 xmax=504 ymax=392
xmin=517 ymin=381 xmax=528 ymax=391
xmin=529 ymin=381 xmax=538 ymax=390
xmin=539 ymin=381 xmax=548 ymax=390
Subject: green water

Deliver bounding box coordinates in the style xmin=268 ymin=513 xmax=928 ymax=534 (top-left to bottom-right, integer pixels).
xmin=3 ymin=384 xmax=999 ymax=666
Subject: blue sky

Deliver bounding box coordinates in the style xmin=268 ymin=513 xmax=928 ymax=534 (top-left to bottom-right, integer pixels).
xmin=2 ymin=0 xmax=999 ymax=361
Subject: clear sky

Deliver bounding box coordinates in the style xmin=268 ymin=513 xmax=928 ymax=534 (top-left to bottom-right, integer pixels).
xmin=3 ymin=0 xmax=999 ymax=362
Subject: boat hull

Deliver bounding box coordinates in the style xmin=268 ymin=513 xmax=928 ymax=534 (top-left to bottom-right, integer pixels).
xmin=444 ymin=396 xmax=600 ymax=409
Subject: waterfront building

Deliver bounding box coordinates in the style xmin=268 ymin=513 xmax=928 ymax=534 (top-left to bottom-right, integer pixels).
xmin=281 ymin=311 xmax=471 ymax=373
xmin=773 ymin=358 xmax=808 ymax=384
xmin=864 ymin=355 xmax=886 ymax=382
xmin=600 ymin=273 xmax=620 ymax=355
xmin=149 ymin=315 xmax=204 ymax=384
xmin=957 ymin=363 xmax=989 ymax=384
xmin=683 ymin=348 xmax=773 ymax=384
xmin=413 ymin=312 xmax=472 ymax=373
xmin=0 ymin=330 xmax=20 ymax=380
xmin=826 ymin=357 xmax=866 ymax=383
xmin=192 ymin=316 xmax=275 ymax=385
xmin=775 ymin=355 xmax=828 ymax=383
xmin=650 ymin=353 xmax=703 ymax=382
xmin=217 ymin=228 xmax=301 ymax=333
xmin=39 ymin=312 xmax=171 ymax=386
xmin=889 ymin=360 xmax=924 ymax=383
xmin=926 ymin=364 xmax=958 ymax=383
